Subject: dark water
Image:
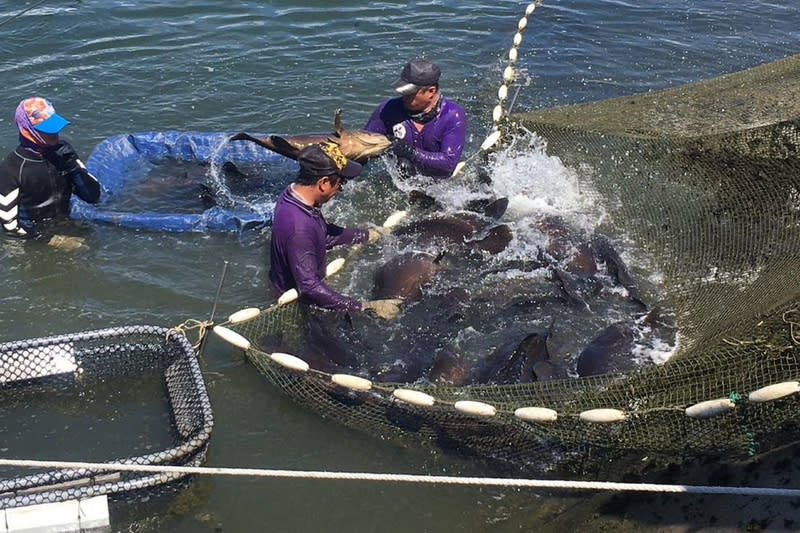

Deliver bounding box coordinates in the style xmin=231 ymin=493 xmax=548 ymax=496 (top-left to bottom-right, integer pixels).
xmin=0 ymin=1 xmax=798 ymax=531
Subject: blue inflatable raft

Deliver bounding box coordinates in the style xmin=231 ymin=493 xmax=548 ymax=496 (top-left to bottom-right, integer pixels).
xmin=72 ymin=131 xmax=297 ymax=232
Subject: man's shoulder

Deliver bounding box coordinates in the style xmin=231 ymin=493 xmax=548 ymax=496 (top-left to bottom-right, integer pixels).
xmin=273 ymin=189 xmax=319 ymax=233
xmin=0 ymin=147 xmax=26 ymax=176
xmin=441 ymin=97 xmax=465 ymax=115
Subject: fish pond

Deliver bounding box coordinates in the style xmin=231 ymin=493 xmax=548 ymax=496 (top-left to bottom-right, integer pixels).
xmin=0 ymin=1 xmax=798 ymax=531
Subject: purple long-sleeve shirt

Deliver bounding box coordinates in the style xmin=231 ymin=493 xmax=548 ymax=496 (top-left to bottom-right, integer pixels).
xmin=269 ymin=185 xmax=367 ymax=311
xmin=364 ymin=96 xmax=466 ymax=178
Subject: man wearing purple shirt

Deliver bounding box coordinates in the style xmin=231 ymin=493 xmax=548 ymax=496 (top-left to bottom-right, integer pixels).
xmin=364 ymin=58 xmax=466 ymax=179
xmin=269 ymin=141 xmax=402 ymax=318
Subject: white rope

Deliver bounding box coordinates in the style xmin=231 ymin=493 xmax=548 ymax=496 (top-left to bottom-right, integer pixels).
xmin=0 ymin=458 xmax=798 ymax=497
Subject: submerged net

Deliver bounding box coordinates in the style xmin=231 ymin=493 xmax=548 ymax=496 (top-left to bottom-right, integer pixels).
xmin=0 ymin=326 xmax=213 ymax=508
xmin=227 ymin=52 xmax=800 ymax=474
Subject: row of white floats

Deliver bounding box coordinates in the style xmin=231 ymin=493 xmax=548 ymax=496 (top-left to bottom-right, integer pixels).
xmin=212 ymin=322 xmax=800 ymax=424
xmin=452 ymin=1 xmax=541 ymax=178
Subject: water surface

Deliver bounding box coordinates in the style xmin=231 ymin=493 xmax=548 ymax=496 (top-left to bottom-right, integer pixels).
xmin=0 ymin=1 xmax=798 ymax=531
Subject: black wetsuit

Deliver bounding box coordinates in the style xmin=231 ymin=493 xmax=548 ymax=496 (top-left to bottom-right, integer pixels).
xmin=0 ymin=142 xmax=100 ymax=237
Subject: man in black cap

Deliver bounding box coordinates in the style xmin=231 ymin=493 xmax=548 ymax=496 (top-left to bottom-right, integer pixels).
xmin=364 ymin=58 xmax=467 ymax=179
xmin=269 ymin=141 xmax=401 ymax=318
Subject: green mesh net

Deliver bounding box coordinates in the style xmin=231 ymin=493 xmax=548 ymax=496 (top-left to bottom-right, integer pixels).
xmin=225 ymin=52 xmax=800 ymax=474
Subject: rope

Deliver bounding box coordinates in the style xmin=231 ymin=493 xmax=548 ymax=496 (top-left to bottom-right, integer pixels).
xmin=0 ymin=0 xmax=51 ymax=29
xmin=0 ymin=458 xmax=797 ymax=497
xmin=167 ymin=319 xmax=213 ymax=350
xmin=782 ymin=307 xmax=800 ymax=345
xmin=452 ymin=0 xmax=544 ymax=177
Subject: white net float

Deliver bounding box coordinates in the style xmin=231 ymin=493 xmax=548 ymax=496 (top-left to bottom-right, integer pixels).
xmin=748 ymin=381 xmax=800 ymax=402
xmin=269 ymin=352 xmax=310 ymax=372
xmin=332 ymin=374 xmax=373 ymax=391
xmin=498 ymin=84 xmax=508 ymax=101
xmin=454 ymin=400 xmax=497 ymax=417
xmin=227 ymin=307 xmax=260 ymax=324
xmin=579 ymin=408 xmax=626 ymax=423
xmin=393 ymin=388 xmax=435 ymax=407
xmin=326 ymin=257 xmax=346 ymax=277
xmin=212 ymin=326 xmax=251 ymax=350
xmin=685 ymin=398 xmax=735 ymax=419
xmin=480 ymin=130 xmax=502 ymax=151
xmin=514 ymin=407 xmax=558 ymax=422
xmin=492 ymin=104 xmax=503 ymax=123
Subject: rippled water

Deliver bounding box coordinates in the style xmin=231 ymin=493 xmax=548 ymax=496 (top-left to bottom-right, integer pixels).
xmin=0 ymin=1 xmax=798 ymax=531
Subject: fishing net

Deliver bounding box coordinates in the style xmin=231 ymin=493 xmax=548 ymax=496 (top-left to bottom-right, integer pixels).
xmin=225 ymin=51 xmax=800 ymax=475
xmin=0 ymin=326 xmax=213 ymax=508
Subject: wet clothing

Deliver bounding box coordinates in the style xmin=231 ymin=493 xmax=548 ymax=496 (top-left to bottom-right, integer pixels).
xmin=269 ymin=185 xmax=367 ymax=311
xmin=364 ymin=95 xmax=467 ymax=178
xmin=0 ymin=141 xmax=101 ymax=237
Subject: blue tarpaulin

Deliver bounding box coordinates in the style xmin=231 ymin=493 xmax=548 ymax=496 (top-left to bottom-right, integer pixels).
xmin=72 ymin=131 xmax=296 ymax=232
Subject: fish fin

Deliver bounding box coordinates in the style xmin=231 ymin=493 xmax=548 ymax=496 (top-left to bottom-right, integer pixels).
xmin=198 ymin=183 xmax=217 ymax=209
xmin=592 ymin=232 xmax=646 ymax=306
xmin=483 ymin=197 xmax=509 ymax=219
xmin=266 ymin=135 xmax=302 ymax=160
xmin=334 ymin=109 xmax=344 ymax=136
xmin=229 ymin=132 xmax=258 ymax=142
xmin=472 ymin=224 xmax=513 ymax=254
xmin=222 ymin=161 xmax=250 ymax=181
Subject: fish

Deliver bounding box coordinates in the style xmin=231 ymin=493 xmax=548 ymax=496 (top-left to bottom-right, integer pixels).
xmin=591 ymin=233 xmax=645 ymax=307
xmin=428 ymin=346 xmax=471 ymax=385
xmin=534 ymin=216 xmax=645 ymax=306
xmin=303 ymin=308 xmax=363 ymax=370
xmin=534 ymin=215 xmax=598 ymax=276
xmin=575 ymin=322 xmax=637 ymax=377
xmin=470 ymin=328 xmax=553 ymax=384
xmin=372 ymin=251 xmax=446 ymax=300
xmin=576 ymin=308 xmax=661 ymax=377
xmin=393 ymin=214 xmax=513 ymax=255
xmin=374 ymin=339 xmax=436 ymax=383
xmin=229 ymin=109 xmax=391 ymax=163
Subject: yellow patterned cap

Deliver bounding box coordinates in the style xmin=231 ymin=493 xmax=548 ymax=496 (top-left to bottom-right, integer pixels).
xmin=297 ymin=142 xmax=363 ymax=178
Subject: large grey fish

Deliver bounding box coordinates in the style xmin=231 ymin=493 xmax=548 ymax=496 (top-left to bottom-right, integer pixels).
xmin=576 ymin=308 xmax=661 ymax=377
xmin=470 ymin=328 xmax=555 ymax=385
xmin=229 ymin=109 xmax=391 ymax=163
xmin=372 ymin=251 xmax=446 ymax=300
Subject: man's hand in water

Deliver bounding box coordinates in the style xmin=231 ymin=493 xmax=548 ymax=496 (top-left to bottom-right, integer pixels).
xmin=362 ymin=298 xmax=403 ymax=319
xmin=368 ymin=227 xmax=386 ymax=243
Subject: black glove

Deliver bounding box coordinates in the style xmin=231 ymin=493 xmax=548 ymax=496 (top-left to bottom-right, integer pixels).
xmin=390 ymin=140 xmax=416 ymax=160
xmin=48 ymin=141 xmax=80 ymax=172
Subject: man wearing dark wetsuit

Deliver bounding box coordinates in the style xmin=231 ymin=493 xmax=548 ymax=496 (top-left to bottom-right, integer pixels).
xmin=0 ymin=97 xmax=100 ymax=237
xmin=364 ymin=58 xmax=467 ymax=179
xmin=269 ymin=142 xmax=402 ymax=318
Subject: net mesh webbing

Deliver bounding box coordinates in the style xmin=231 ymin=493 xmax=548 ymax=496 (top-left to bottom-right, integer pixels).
xmin=228 ymin=52 xmax=800 ymax=474
xmin=0 ymin=326 xmax=213 ymax=508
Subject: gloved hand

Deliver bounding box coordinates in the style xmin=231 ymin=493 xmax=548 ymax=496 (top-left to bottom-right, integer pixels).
xmin=390 ymin=140 xmax=416 ymax=160
xmin=367 ymin=227 xmax=386 ymax=243
xmin=362 ymin=298 xmax=403 ymax=319
xmin=49 ymin=141 xmax=80 ymax=172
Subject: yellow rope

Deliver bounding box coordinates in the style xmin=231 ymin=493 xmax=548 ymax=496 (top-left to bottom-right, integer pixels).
xmin=167 ymin=319 xmax=214 ymax=350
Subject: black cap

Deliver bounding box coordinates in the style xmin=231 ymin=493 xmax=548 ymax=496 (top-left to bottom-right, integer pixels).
xmin=393 ymin=58 xmax=441 ymax=95
xmin=297 ymin=142 xmax=362 ymax=178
